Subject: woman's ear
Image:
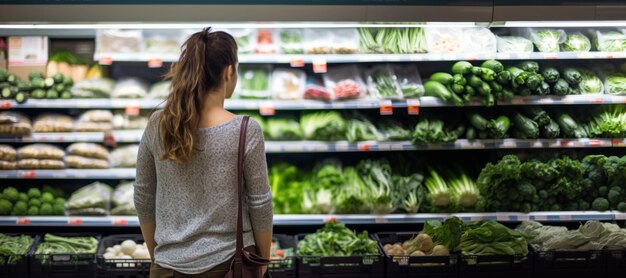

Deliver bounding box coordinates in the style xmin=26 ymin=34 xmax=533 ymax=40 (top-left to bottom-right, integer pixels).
xmin=224 ymin=65 xmax=234 ymax=82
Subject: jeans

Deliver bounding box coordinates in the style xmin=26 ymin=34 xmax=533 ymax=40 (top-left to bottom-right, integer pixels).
xmin=150 ymin=246 xmax=259 ymax=278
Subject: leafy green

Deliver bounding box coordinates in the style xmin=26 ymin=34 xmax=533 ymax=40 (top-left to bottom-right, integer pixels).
xmin=460 ymin=221 xmax=529 ymax=256
xmin=346 ymin=117 xmax=382 ymax=143
xmin=605 ymin=71 xmax=626 ymax=95
xmin=297 ymin=221 xmax=379 ymax=256
xmin=300 ymin=111 xmax=347 ymax=141
xmin=578 ymin=68 xmax=604 ymax=94
xmin=423 ymin=217 xmax=466 ymax=252
xmin=357 ymin=160 xmax=395 ymax=214
xmin=333 ymin=167 xmax=370 ymax=214
xmin=588 ymin=105 xmax=626 ymax=138
xmin=394 ymin=174 xmax=426 ymax=213
xmin=561 ymin=33 xmax=591 ymax=52
xmin=35 ymin=234 xmax=98 ymax=263
xmin=378 ymin=120 xmax=411 ymax=140
xmin=266 ymin=118 xmax=302 ymax=140
xmin=0 ymin=234 xmax=34 ymax=264
xmin=269 ymin=163 xmax=304 ymax=214
xmin=411 ymin=118 xmax=459 ymax=144
xmin=425 ymin=168 xmax=452 ymax=209
xmin=531 ymin=29 xmax=564 ymax=52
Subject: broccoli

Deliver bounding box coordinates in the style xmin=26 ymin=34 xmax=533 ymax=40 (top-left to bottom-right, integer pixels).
xmin=52 ymin=204 xmax=65 ymax=215
xmin=538 ymin=190 xmax=549 ymax=199
xmin=39 ymin=204 xmax=53 ymax=216
xmin=608 ymin=189 xmax=623 ymax=205
xmin=27 ymin=188 xmax=41 ymax=199
xmin=41 ymin=192 xmax=54 ymax=204
xmin=2 ymin=187 xmax=19 ymax=203
xmin=27 ymin=207 xmax=39 ymax=216
xmin=54 ymin=198 xmax=66 ymax=207
xmin=598 ymin=186 xmax=609 ymax=197
xmin=618 ymin=202 xmax=626 ymax=212
xmin=28 ymin=199 xmax=41 ymax=208
xmin=18 ymin=193 xmax=28 ymax=202
xmin=592 ymin=197 xmax=610 ymax=211
xmin=517 ymin=180 xmax=537 ymax=198
xmin=11 ymin=201 xmax=27 ymax=215
xmin=508 ymin=187 xmax=520 ymax=201
xmin=0 ymin=199 xmax=13 ymax=215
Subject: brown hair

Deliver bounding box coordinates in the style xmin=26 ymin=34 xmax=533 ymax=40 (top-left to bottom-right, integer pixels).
xmin=159 ymin=27 xmax=238 ymax=163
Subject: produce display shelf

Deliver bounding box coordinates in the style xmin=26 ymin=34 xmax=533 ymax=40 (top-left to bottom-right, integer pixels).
xmin=0 ymin=169 xmax=136 ymax=179
xmin=0 ymin=212 xmax=618 ymax=227
xmin=94 ymin=52 xmax=626 ymax=64
xmin=0 ymin=131 xmax=143 ymax=143
xmin=499 ymin=95 xmax=626 ymax=105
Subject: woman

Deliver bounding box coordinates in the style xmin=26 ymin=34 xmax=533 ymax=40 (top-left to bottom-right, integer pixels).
xmin=135 ymin=28 xmax=273 ymax=277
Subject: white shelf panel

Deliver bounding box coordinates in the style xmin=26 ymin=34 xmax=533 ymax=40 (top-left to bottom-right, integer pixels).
xmin=0 ymin=169 xmax=136 ymax=179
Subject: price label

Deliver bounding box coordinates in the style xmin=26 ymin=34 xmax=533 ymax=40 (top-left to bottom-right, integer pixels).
xmin=68 ymin=218 xmax=83 ymax=225
xmin=560 ymin=214 xmax=573 ymax=221
xmin=406 ymin=99 xmax=420 ymax=115
xmin=0 ymin=101 xmax=11 ymax=109
xmin=605 ymin=53 xmax=615 ymax=59
xmin=289 ymin=59 xmax=305 ymax=67
xmin=517 ymin=214 xmax=530 ymax=221
xmin=375 ymin=218 xmax=389 ymax=224
xmin=588 ymin=139 xmax=602 ymax=147
xmin=590 ymin=97 xmax=604 ymax=104
xmin=379 ymin=100 xmax=393 ymax=115
xmin=312 ymin=58 xmax=327 ymax=73
xmin=560 ymin=140 xmax=575 ymax=147
xmin=533 ymin=215 xmax=548 ymax=221
xmin=496 ymin=215 xmax=510 ymax=221
xmin=103 ymin=132 xmax=117 ymax=148
xmin=259 ymin=102 xmax=275 ymax=116
xmin=125 ymin=105 xmax=141 ymax=116
xmin=511 ymin=97 xmax=527 ymax=105
xmin=543 ymin=53 xmax=558 ymax=60
xmin=112 ymin=218 xmax=128 ymax=226
xmin=22 ymin=171 xmax=36 ymax=179
xmin=98 ymin=56 xmax=113 ymax=65
xmin=147 ymin=58 xmax=163 ymax=68
xmin=357 ymin=142 xmax=373 ymax=152
xmin=323 ymin=216 xmax=337 ymax=223
xmin=17 ymin=217 xmax=31 ymax=225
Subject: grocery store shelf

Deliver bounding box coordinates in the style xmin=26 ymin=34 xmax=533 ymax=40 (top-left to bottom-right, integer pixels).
xmin=0 ymin=211 xmax=618 ymax=227
xmin=0 ymin=169 xmax=135 ymax=179
xmin=494 ymin=138 xmax=614 ymax=149
xmin=94 ymin=52 xmax=626 ymax=64
xmin=499 ymin=95 xmax=626 ymax=105
xmin=0 ymin=130 xmax=143 ymax=143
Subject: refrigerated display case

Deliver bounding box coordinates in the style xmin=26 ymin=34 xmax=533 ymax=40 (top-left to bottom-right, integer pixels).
xmin=2 ymin=1 xmax=626 ymax=277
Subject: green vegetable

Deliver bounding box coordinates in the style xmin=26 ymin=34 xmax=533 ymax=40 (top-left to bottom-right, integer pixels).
xmin=378 ymin=120 xmax=411 ymax=140
xmin=46 ymin=89 xmax=58 ymax=99
xmin=0 ymin=69 xmax=8 ymax=82
xmin=480 ymin=68 xmax=496 ymax=81
xmin=425 ymin=168 xmax=451 ymax=208
xmin=517 ymin=86 xmax=532 ymax=96
xmin=506 ymin=66 xmax=528 ymax=88
xmin=12 ymin=202 xmax=27 ymax=216
xmin=555 ymin=113 xmax=585 ymax=138
xmin=358 ymin=160 xmax=395 ymax=214
xmin=452 ymin=84 xmax=465 ymax=94
xmin=541 ymin=67 xmax=560 ymax=84
xmin=449 ymin=172 xmax=480 ymax=208
xmin=460 ymin=220 xmax=528 ymax=256
xmin=488 ymin=116 xmax=511 ymax=139
xmin=561 ymin=33 xmax=591 ymax=52
xmin=562 ymin=68 xmax=582 ymax=86
xmin=451 ymin=61 xmax=473 ymax=75
xmin=497 ymin=36 xmax=534 ymax=53
xmin=31 ymin=89 xmax=45 ymax=99
xmin=468 ymin=112 xmax=489 ymax=131
xmin=266 ymin=118 xmax=302 ymax=141
xmin=467 ymin=75 xmax=483 ymax=88
xmin=239 ymin=67 xmax=270 ymax=99
xmin=30 ymin=77 xmax=45 ymax=89
xmin=411 ymin=118 xmax=459 ymax=144
xmin=553 ymin=79 xmax=571 ymax=96
xmin=52 ymin=73 xmax=64 ymax=84
xmin=35 ymin=234 xmax=98 ymax=262
xmin=587 ymin=106 xmax=626 ymax=138
xmin=489 ymin=81 xmax=502 ymax=93
xmin=465 ymin=127 xmax=477 ymax=140
xmin=0 ymin=200 xmax=12 ymax=215
xmin=477 ymin=82 xmax=492 ymax=97
xmin=526 ymin=74 xmax=544 ymax=90
xmin=424 ymin=81 xmax=453 ymax=102
xmin=300 ymin=111 xmax=347 ymax=141
xmin=592 ymin=197 xmax=610 ymax=211
xmin=513 ymin=113 xmax=539 ymax=139
xmin=481 ymin=60 xmax=504 ymax=73
xmin=593 ymin=31 xmax=626 ymax=52
xmin=453 ymin=74 xmax=466 ymax=86
xmin=496 ymin=71 xmax=512 ymax=85
xmin=395 ymin=174 xmax=426 ymax=213
xmin=2 ymin=187 xmax=19 ymax=203
xmin=429 ymin=72 xmax=454 ymax=85
xmin=518 ymin=61 xmax=539 ymax=73
xmin=423 ymin=217 xmax=465 ymax=251
xmin=15 ymin=92 xmax=28 ymax=104
xmin=63 ymin=76 xmax=73 ymax=87
xmin=464 ymin=85 xmax=476 ymax=96
xmin=0 ymin=234 xmax=34 ymax=264
xmin=532 ymin=29 xmax=564 ymax=53
xmin=297 ymin=221 xmax=378 ymax=257
xmin=346 ymin=117 xmax=381 ymax=143
xmin=536 ymin=81 xmax=550 ymax=96
xmin=500 ymin=88 xmax=515 ymax=100
xmin=523 ymin=107 xmax=551 ymax=127
xmin=578 ymin=69 xmax=604 ymax=94
xmin=605 ymin=72 xmax=626 ymax=95
xmin=7 ymin=74 xmax=18 ymax=86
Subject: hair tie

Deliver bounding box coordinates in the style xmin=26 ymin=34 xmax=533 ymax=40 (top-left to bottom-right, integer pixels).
xmin=202 ymin=27 xmax=211 ymax=43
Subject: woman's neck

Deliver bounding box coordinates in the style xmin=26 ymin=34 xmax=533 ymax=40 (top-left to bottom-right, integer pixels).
xmin=199 ymin=90 xmax=234 ymax=128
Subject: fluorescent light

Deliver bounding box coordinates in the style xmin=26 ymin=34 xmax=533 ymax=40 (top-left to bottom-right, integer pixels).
xmin=0 ymin=21 xmax=480 ymax=30
xmin=502 ymin=21 xmax=626 ymax=28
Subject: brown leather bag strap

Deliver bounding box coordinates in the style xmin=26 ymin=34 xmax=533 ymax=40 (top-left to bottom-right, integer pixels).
xmin=235 ymin=115 xmax=250 ymax=260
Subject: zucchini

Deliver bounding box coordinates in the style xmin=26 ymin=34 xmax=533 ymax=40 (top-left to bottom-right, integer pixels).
xmin=481 ymin=60 xmax=504 ymax=73
xmin=488 ymin=116 xmax=511 ymax=139
xmin=489 ymin=81 xmax=503 ymax=93
xmin=0 ymin=69 xmax=8 ymax=82
xmin=423 ymin=81 xmax=453 ymax=101
xmin=453 ymin=74 xmax=466 ymax=86
xmin=16 ymin=82 xmax=32 ymax=92
xmin=513 ymin=113 xmax=539 ymax=139
xmin=500 ymin=88 xmax=515 ymax=100
xmin=31 ymin=89 xmax=46 ymax=99
xmin=53 ymin=73 xmax=64 ymax=84
xmin=506 ymin=66 xmax=527 ymax=87
xmin=536 ymin=82 xmax=550 ymax=96
xmin=471 ymin=67 xmax=483 ymax=76
xmin=562 ymin=68 xmax=582 ymax=85
xmin=523 ymin=107 xmax=551 ymax=127
xmin=61 ymin=91 xmax=72 ymax=99
xmin=526 ymin=74 xmax=543 ymax=90
xmin=31 ymin=77 xmax=45 ymax=89
xmin=468 ymin=112 xmax=489 ymax=131
xmin=553 ymin=79 xmax=571 ymax=96
xmin=451 ymin=61 xmax=473 ymax=75
xmin=496 ymin=71 xmax=512 ymax=85
xmin=541 ymin=119 xmax=561 ymax=139
xmin=46 ymin=89 xmax=59 ymax=99
xmin=15 ymin=91 xmax=28 ymax=104
xmin=0 ymin=82 xmax=9 ymax=90
xmin=429 ymin=72 xmax=454 ymax=85
xmin=7 ymin=74 xmax=19 ymax=86
xmin=44 ymin=77 xmax=55 ymax=88
xmin=448 ymin=92 xmax=465 ymax=106
xmin=452 ymin=84 xmax=465 ymax=95
xmin=541 ymin=67 xmax=560 ymax=83
xmin=464 ymin=85 xmax=476 ymax=96
xmin=2 ymin=87 xmax=18 ymax=99
xmin=477 ymin=82 xmax=492 ymax=96
xmin=480 ymin=68 xmax=496 ymax=81
xmin=518 ymin=61 xmax=539 ymax=73
xmin=465 ymin=127 xmax=477 ymax=140
xmin=28 ymin=71 xmax=44 ymax=81
xmin=556 ymin=113 xmax=580 ymax=138
xmin=482 ymin=92 xmax=495 ymax=107
xmin=468 ymin=75 xmax=483 ymax=88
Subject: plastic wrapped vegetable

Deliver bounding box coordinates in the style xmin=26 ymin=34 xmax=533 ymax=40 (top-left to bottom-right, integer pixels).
xmin=593 ymin=30 xmax=626 ymax=52
xmin=271 ymin=68 xmax=305 ymax=100
xmin=277 ymin=29 xmax=304 ymax=54
xmin=111 ymin=181 xmax=136 ymax=215
xmin=579 ymin=69 xmax=604 ymax=94
xmin=0 ymin=112 xmax=32 ymax=136
xmin=529 ymin=29 xmax=566 ymax=52
xmin=393 ymin=64 xmax=424 ymax=98
xmin=237 ymin=66 xmax=271 ymax=99
xmin=71 ymin=78 xmax=115 ymax=98
xmin=323 ymin=65 xmax=367 ymax=101
xmin=366 ymin=64 xmax=403 ymax=100
xmin=425 ymin=28 xmax=463 ymax=53
xmin=111 ymin=78 xmax=148 ymax=98
xmin=604 ymin=71 xmax=626 ymax=95
xmin=462 ymin=27 xmax=497 ymax=53
xmin=561 ymin=32 xmax=591 ymax=52
xmin=110 ymin=145 xmax=139 ymax=168
xmin=146 ymin=81 xmax=171 ymax=99
xmin=65 ymin=182 xmax=113 ymax=215
xmin=496 ymin=36 xmax=533 ymax=53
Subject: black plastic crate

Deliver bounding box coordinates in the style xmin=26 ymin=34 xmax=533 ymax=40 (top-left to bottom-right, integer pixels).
xmin=29 ymin=233 xmax=101 ymax=278
xmin=0 ymin=233 xmax=39 ymax=278
xmin=607 ymin=249 xmax=626 ymax=278
xmin=295 ymin=234 xmax=384 ymax=278
xmin=533 ymin=248 xmax=606 ymax=278
xmin=96 ymin=234 xmax=150 ymax=278
xmin=269 ymin=234 xmax=296 ymax=278
xmin=459 ymin=253 xmax=532 ymax=278
xmin=375 ymin=232 xmax=457 ymax=278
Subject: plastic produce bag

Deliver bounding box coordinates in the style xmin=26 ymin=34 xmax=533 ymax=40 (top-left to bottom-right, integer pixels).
xmin=271 ymin=68 xmax=305 ymax=100
xmin=496 ymin=36 xmax=534 ymax=53
xmin=18 ymin=159 xmax=65 ymax=169
xmin=111 ymin=78 xmax=148 ymax=99
xmin=71 ymin=78 xmax=116 ymax=98
xmin=111 ymin=181 xmax=136 ymax=215
xmin=73 ymin=122 xmax=113 ymax=132
xmin=0 ymin=112 xmax=32 ymax=136
xmin=593 ymin=30 xmax=626 ymax=52
xmin=366 ymin=64 xmax=403 ymax=100
xmin=33 ymin=114 xmax=74 ymax=133
xmin=96 ymin=29 xmax=143 ymax=53
xmin=113 ymin=113 xmax=148 ymax=130
xmin=579 ymin=68 xmax=605 ymax=94
xmin=330 ymin=28 xmax=360 ymax=54
xmin=67 ymin=143 xmax=109 ymax=160
xmin=277 ymin=29 xmax=304 ymax=54
xmin=527 ymin=28 xmax=566 ymax=52
xmin=604 ymin=71 xmax=626 ymax=95
xmin=424 ymin=27 xmax=463 ymax=53
xmin=237 ymin=66 xmax=271 ymax=99
xmin=110 ymin=145 xmax=139 ymax=168
xmin=462 ymin=27 xmax=497 ymax=53
xmin=561 ymin=32 xmax=592 ymax=52
xmin=147 ymin=81 xmax=171 ymax=99
xmin=65 ymin=182 xmax=113 ymax=215
xmin=18 ymin=144 xmax=65 ymax=160
xmin=303 ymin=76 xmax=332 ymax=101
xmin=78 ymin=110 xmax=113 ymax=123
xmin=393 ymin=64 xmax=424 ymax=98
xmin=304 ymin=29 xmax=332 ymax=54
xmin=0 ymin=160 xmax=17 ymax=170
xmin=65 ymin=155 xmax=109 ymax=169
xmin=224 ymin=28 xmax=256 ymax=54
xmin=0 ymin=145 xmax=16 ymax=161
xmin=323 ymin=65 xmax=367 ymax=101
xmin=255 ymin=29 xmax=277 ymax=54
xmin=143 ymin=29 xmax=180 ymax=54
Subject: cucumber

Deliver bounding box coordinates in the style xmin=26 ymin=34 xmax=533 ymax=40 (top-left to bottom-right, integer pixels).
xmin=465 ymin=127 xmax=477 ymax=140
xmin=61 ymin=91 xmax=72 ymax=99
xmin=31 ymin=77 xmax=45 ymax=89
xmin=7 ymin=74 xmax=19 ymax=86
xmin=489 ymin=81 xmax=503 ymax=93
xmin=477 ymin=82 xmax=492 ymax=96
xmin=468 ymin=112 xmax=489 ymax=131
xmin=15 ymin=92 xmax=28 ymax=104
xmin=453 ymin=74 xmax=466 ymax=86
xmin=468 ymin=75 xmax=483 ymax=88
xmin=465 ymin=85 xmax=476 ymax=96
xmin=452 ymin=84 xmax=465 ymax=94
xmin=451 ymin=61 xmax=473 ymax=75
xmin=53 ymin=73 xmax=64 ymax=84
xmin=481 ymin=60 xmax=504 ymax=73
xmin=429 ymin=72 xmax=454 ymax=85
xmin=54 ymin=84 xmax=65 ymax=93
xmin=471 ymin=67 xmax=483 ymax=76
xmin=0 ymin=69 xmax=8 ymax=82
xmin=16 ymin=82 xmax=32 ymax=92
xmin=46 ymin=89 xmax=59 ymax=99
xmin=44 ymin=77 xmax=55 ymax=88
xmin=2 ymin=87 xmax=18 ymax=99
xmin=63 ymin=76 xmax=73 ymax=86
xmin=423 ymin=81 xmax=453 ymax=101
xmin=31 ymin=89 xmax=46 ymax=99
xmin=28 ymin=71 xmax=44 ymax=81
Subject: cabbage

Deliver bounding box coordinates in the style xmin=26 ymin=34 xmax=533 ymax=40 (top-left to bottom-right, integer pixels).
xmin=531 ymin=29 xmax=565 ymax=52
xmin=496 ymin=36 xmax=533 ymax=53
xmin=561 ymin=33 xmax=591 ymax=52
xmin=578 ymin=69 xmax=604 ymax=94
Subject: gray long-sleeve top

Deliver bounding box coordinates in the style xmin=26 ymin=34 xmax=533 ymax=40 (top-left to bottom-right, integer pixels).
xmin=134 ymin=112 xmax=273 ymax=274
